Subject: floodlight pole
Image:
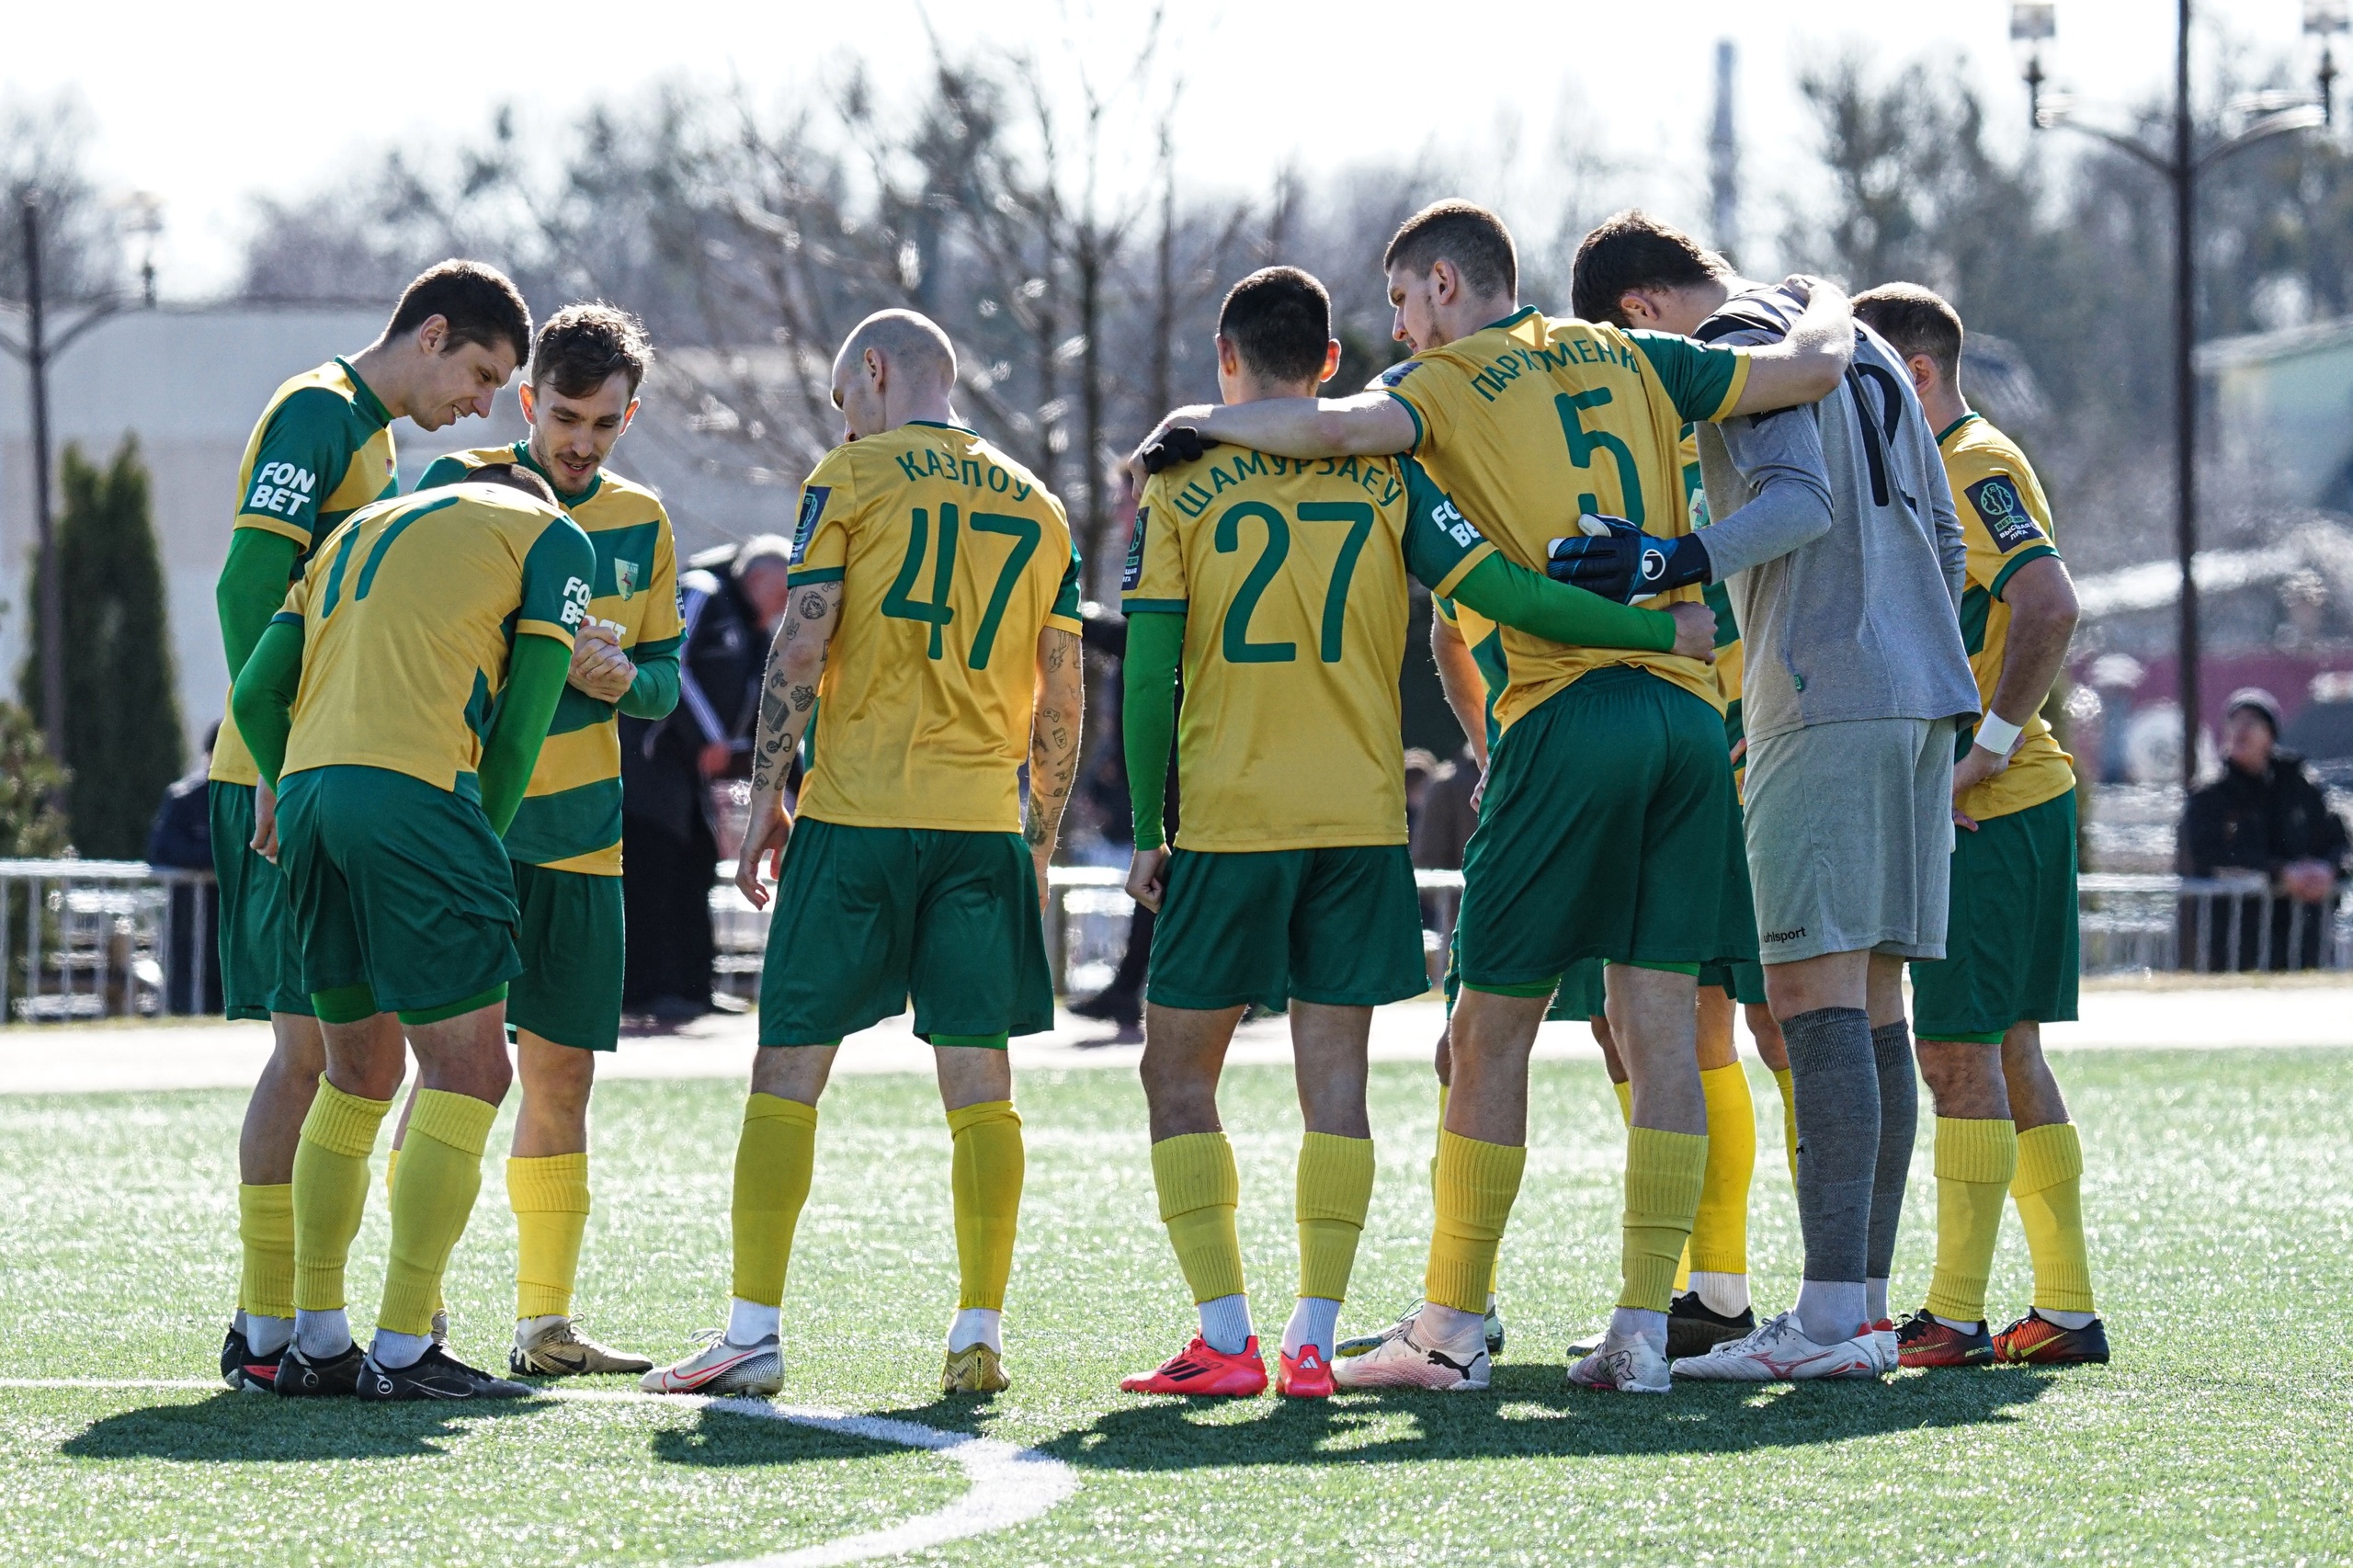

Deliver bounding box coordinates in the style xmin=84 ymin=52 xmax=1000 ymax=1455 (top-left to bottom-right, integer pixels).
xmin=21 ymin=195 xmax=64 ymax=771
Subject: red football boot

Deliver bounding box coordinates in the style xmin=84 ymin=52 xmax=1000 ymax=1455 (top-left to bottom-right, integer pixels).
xmin=1120 ymin=1335 xmax=1268 ymax=1397
xmin=1277 ymin=1344 xmax=1335 ymax=1398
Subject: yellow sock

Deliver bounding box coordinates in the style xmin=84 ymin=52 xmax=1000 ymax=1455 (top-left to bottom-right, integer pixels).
xmin=731 ymin=1094 xmax=819 ymax=1308
xmin=1427 ymin=1131 xmax=1524 ymax=1313
xmin=1296 ymin=1132 xmax=1375 ymax=1301
xmin=2013 ymin=1121 xmax=2096 ymax=1314
xmin=1620 ymin=1126 xmax=1710 ymax=1312
xmin=947 ymin=1100 xmax=1024 ymax=1311
xmin=1771 ymin=1066 xmax=1798 ymax=1181
xmin=290 ymin=1076 xmax=392 ymax=1312
xmin=509 ymin=1153 xmax=591 ymax=1321
xmin=379 ymin=1090 xmax=497 ymax=1335
xmin=1611 ymin=1077 xmax=1632 ymax=1126
xmin=1688 ymin=1063 xmax=1756 ymax=1278
xmin=237 ymin=1184 xmax=296 ymax=1321
xmin=1152 ymin=1131 xmax=1245 ymax=1303
xmin=1924 ymin=1118 xmax=2018 ymax=1324
xmin=1436 ymin=1086 xmax=1500 ymax=1299
xmin=384 ymin=1147 xmax=447 ymax=1324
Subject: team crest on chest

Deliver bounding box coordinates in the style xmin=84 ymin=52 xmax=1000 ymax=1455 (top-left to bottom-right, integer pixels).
xmin=614 ymin=557 xmax=641 ymax=600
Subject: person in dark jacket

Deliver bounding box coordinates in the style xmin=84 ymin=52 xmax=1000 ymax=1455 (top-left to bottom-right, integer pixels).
xmin=620 ymin=537 xmax=794 ymax=1017
xmin=2179 ymin=688 xmax=2350 ymax=971
xmin=147 ymin=722 xmax=224 ymax=1014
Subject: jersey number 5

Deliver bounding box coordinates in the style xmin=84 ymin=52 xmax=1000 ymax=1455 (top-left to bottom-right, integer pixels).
xmin=1555 ymin=388 xmax=1646 ymax=526
xmin=1215 ymin=500 xmax=1373 ymax=665
xmin=881 ymin=502 xmax=1041 ymax=670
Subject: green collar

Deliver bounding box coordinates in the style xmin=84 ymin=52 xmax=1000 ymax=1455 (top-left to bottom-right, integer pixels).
xmin=335 ymin=358 xmax=392 ymax=428
xmin=1936 ymin=411 xmax=1982 ymax=446
xmin=1482 ymin=305 xmax=1539 ymax=334
xmin=905 ymin=418 xmax=975 ymax=434
xmin=512 ymin=437 xmax=601 ymax=505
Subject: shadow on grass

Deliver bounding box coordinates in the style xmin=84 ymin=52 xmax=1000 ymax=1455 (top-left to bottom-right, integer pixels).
xmin=60 ymin=1392 xmax=549 ymax=1462
xmin=648 ymin=1405 xmax=924 ymax=1469
xmin=1039 ymin=1363 xmax=2064 ymax=1470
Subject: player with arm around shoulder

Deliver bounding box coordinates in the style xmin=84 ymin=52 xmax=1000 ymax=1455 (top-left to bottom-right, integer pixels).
xmin=1112 ymin=267 xmax=1714 ymax=1400
xmin=232 ymin=464 xmax=595 ymax=1401
xmin=212 ymin=262 xmax=533 ymax=1392
xmin=643 ymin=309 xmax=1084 ymax=1402
xmin=1850 ymin=284 xmax=2106 ymax=1369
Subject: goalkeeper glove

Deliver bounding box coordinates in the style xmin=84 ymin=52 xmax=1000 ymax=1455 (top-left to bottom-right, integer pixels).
xmin=1140 ymin=426 xmax=1218 ymax=474
xmin=1545 ymin=513 xmax=1712 ymax=604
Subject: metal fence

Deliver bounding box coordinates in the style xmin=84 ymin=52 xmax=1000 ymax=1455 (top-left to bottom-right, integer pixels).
xmin=0 ymin=858 xmax=2341 ymax=1025
xmin=0 ymin=859 xmax=218 ymax=1023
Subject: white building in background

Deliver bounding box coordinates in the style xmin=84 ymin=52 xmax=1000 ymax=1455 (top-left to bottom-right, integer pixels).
xmin=0 ymin=303 xmax=796 ymax=760
xmin=2200 ymin=317 xmax=2353 ymax=514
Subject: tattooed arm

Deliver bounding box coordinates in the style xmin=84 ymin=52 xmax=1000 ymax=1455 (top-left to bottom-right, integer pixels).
xmin=735 ymin=581 xmax=844 ymax=907
xmin=1024 ymin=626 xmax=1086 ymax=910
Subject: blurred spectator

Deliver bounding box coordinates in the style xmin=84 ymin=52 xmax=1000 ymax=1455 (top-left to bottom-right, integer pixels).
xmin=2179 ymin=688 xmax=2350 ymax=971
xmin=146 ymin=722 xmax=223 ymax=1015
xmin=620 ymin=536 xmax=794 ymax=1019
xmin=1412 ymin=744 xmax=1480 ymax=871
xmin=1403 ymin=747 xmax=1440 ymax=848
xmin=1066 ymin=608 xmax=1163 ymax=1038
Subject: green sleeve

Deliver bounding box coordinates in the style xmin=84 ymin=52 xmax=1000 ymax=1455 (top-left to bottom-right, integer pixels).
xmin=416 ymin=455 xmax=474 ymax=491
xmin=216 ymin=530 xmax=302 ymax=676
xmin=619 ymin=647 xmax=680 ymax=720
xmin=1628 ymin=330 xmax=1746 ymax=422
xmin=1122 ymin=610 xmax=1185 ymax=851
xmin=518 ymin=516 xmax=597 ymax=635
xmin=478 ymin=635 xmax=574 ymax=835
xmin=1397 ymin=458 xmax=1493 ymax=591
xmin=1447 ymin=553 xmax=1677 ymax=653
xmin=236 ymin=387 xmax=359 ymax=544
xmin=229 ymin=620 xmax=306 ymax=789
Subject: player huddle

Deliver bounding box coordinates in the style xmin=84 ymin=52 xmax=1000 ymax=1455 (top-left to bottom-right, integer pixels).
xmin=204 ymin=196 xmax=2102 ymax=1406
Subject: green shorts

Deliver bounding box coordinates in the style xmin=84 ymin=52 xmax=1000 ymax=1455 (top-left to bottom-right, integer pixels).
xmin=1910 ymin=789 xmax=2080 ymax=1041
xmin=1148 ymin=845 xmax=1427 ymax=1013
xmin=509 ymin=862 xmax=624 ymax=1051
xmin=1458 ymin=668 xmax=1758 ymax=991
xmin=209 ymin=781 xmax=313 ymax=1019
xmin=1441 ymin=941 xmax=1598 ymax=1022
xmin=757 ymin=819 xmax=1054 ymax=1046
xmin=1699 ymin=959 xmax=1767 ymax=1006
xmin=276 ymin=766 xmax=522 ymax=1016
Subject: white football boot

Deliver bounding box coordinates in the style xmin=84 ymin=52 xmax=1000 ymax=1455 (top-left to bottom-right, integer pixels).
xmin=1669 ymin=1311 xmax=1881 ymax=1381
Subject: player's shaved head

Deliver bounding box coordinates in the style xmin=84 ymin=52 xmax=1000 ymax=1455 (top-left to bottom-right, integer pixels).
xmin=836 ymin=310 xmax=957 ymax=393
xmin=1384 ymin=200 xmax=1518 ymax=301
xmin=1219 ymin=267 xmax=1333 ymax=385
xmin=1852 ymin=283 xmax=1966 ymax=386
xmin=1570 ymin=210 xmax=1731 ymax=327
xmin=468 ymin=462 xmax=557 ymax=506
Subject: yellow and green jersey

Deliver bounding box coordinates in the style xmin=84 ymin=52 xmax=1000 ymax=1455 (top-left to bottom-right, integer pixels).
xmin=787 ymin=422 xmax=1084 ymax=833
xmin=212 ymin=358 xmax=402 ymax=787
xmin=1938 ymin=413 xmax=2075 ymax=822
xmin=1125 ymin=449 xmax=1495 ymax=851
xmin=1433 ymin=596 xmax=1508 ymax=757
xmin=1378 ymin=308 xmax=1751 ymax=729
xmin=419 ymin=442 xmax=685 ymax=873
xmin=274 ymin=483 xmax=594 ymax=795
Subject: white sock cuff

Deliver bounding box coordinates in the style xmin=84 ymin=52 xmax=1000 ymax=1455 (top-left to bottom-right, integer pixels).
xmin=1197 ymin=1293 xmax=1254 ymax=1356
xmin=1688 ymin=1270 xmax=1750 ymax=1319
xmin=947 ymin=1307 xmax=1003 ymax=1354
xmin=727 ymin=1297 xmax=782 ymax=1346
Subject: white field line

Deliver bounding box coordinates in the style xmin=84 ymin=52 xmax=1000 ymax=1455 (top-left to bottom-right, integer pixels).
xmin=0 ymin=1379 xmax=1077 ymax=1567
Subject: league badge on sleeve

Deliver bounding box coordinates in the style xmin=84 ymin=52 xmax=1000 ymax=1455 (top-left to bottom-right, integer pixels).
xmin=1122 ymin=506 xmax=1149 ymax=593
xmin=791 ymin=485 xmax=832 ymax=564
xmin=1964 ymin=474 xmax=2043 ymax=551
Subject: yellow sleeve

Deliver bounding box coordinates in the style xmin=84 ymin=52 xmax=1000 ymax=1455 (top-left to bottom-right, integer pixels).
xmin=1948 ymin=448 xmax=2057 ymax=598
xmin=638 ymin=507 xmax=686 ymax=646
xmin=1120 ymin=475 xmax=1188 ymax=613
xmin=789 ymin=448 xmax=857 ymax=584
xmin=1380 ymin=355 xmax=1466 ymax=457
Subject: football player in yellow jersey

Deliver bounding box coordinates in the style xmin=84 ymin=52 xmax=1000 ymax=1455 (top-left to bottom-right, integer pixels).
xmin=211 ymin=261 xmax=533 ymax=1392
xmin=1852 ymin=285 xmax=2107 ymax=1369
xmin=1132 ymin=199 xmax=1849 ymax=1394
xmin=643 ymin=310 xmax=1084 ymax=1402
xmin=1111 ymin=267 xmax=1713 ymax=1399
xmin=395 ymin=305 xmax=683 ymax=1379
xmin=230 ymin=465 xmax=596 ymax=1401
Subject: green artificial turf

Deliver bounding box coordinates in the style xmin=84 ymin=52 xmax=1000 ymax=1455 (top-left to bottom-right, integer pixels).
xmin=1 ymin=1048 xmax=2348 ymax=1564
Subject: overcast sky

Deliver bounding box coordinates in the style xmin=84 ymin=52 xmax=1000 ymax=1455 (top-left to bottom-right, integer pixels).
xmin=6 ymin=0 xmax=2325 ymax=298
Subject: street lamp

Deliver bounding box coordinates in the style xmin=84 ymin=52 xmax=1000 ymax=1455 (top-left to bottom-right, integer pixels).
xmin=2014 ymin=0 xmax=2330 ymax=787
xmin=2311 ymin=0 xmax=2350 ymax=124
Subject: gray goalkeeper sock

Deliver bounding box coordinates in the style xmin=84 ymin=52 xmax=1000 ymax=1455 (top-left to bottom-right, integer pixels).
xmin=1780 ymin=1006 xmax=1879 ymax=1345
xmin=1866 ymin=1018 xmax=1919 ymax=1292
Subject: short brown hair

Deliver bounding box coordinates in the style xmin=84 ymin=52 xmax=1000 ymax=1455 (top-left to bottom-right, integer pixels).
xmin=533 ymin=301 xmax=654 ymax=401
xmin=467 ymin=461 xmax=556 ymax=506
xmin=1851 ymin=283 xmax=1965 ymax=382
xmin=1570 ymin=210 xmax=1730 ymax=326
xmin=1383 ymin=200 xmax=1517 ymax=301
xmin=1218 ymin=267 xmax=1332 ymax=385
xmin=385 ymin=260 xmax=533 ymax=366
